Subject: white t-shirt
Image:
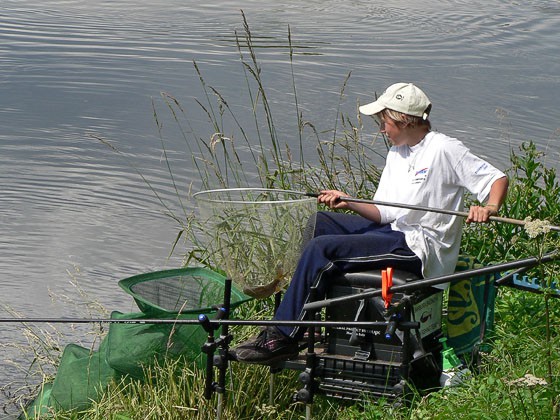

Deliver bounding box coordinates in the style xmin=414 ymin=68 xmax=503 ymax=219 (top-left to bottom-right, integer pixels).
xmin=374 ymin=131 xmax=505 ymax=280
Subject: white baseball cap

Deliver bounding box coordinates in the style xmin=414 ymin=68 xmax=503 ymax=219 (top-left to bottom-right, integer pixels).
xmin=359 ymin=82 xmax=432 ymax=120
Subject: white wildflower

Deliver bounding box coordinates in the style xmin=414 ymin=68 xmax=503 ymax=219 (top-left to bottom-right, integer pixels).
xmin=507 ymin=373 xmax=548 ymax=387
xmin=209 ymin=133 xmax=232 ymax=152
xmin=524 ymin=217 xmax=551 ymax=238
xmin=256 ymin=404 xmax=278 ymax=416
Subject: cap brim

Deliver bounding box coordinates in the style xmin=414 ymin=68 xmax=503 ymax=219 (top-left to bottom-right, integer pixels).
xmin=359 ymin=100 xmax=385 ymax=116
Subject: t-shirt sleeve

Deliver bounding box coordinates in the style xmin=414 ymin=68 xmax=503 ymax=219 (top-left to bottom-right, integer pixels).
xmin=373 ymin=152 xmax=405 ymax=224
xmin=450 ymin=146 xmax=506 ymax=203
xmin=374 ymin=173 xmax=399 ymax=223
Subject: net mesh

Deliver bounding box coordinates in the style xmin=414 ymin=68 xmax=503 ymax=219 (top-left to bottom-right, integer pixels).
xmin=118 ymin=267 xmax=247 ymax=316
xmin=193 ymin=188 xmax=317 ymax=299
xmin=22 ymin=267 xmax=250 ymax=417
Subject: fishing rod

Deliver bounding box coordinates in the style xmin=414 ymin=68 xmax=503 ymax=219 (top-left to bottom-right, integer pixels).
xmin=0 ymin=316 xmax=403 ymax=329
xmin=300 ymin=191 xmax=560 ymax=232
xmin=303 ymin=250 xmax=560 ymax=311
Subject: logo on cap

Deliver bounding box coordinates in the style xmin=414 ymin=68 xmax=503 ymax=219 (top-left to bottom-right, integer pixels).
xmin=396 ymin=94 xmax=404 ymax=100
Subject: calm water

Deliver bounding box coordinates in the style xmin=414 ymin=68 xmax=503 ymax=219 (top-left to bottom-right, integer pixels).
xmin=1 ymin=0 xmax=560 ymax=414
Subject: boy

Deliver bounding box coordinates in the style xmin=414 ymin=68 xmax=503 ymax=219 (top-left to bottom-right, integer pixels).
xmin=233 ymin=82 xmax=508 ymax=365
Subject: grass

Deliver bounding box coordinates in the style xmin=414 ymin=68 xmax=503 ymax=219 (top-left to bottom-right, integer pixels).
xmin=15 ymin=12 xmax=560 ymax=420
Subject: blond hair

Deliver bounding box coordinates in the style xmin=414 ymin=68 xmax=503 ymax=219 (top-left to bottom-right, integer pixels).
xmin=379 ymin=108 xmax=431 ymax=130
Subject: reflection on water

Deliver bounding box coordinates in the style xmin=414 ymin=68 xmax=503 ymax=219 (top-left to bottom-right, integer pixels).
xmin=1 ymin=0 xmax=560 ymax=414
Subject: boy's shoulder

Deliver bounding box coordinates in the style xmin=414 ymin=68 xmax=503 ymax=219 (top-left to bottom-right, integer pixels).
xmin=425 ymin=131 xmax=467 ymax=154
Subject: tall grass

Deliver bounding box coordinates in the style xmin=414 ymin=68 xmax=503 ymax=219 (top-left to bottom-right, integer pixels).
xmin=159 ymin=11 xmax=383 ymax=197
xmin=25 ymin=12 xmax=560 ymax=420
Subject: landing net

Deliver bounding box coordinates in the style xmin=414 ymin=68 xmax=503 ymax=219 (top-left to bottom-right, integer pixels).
xmin=193 ymin=188 xmax=317 ymax=299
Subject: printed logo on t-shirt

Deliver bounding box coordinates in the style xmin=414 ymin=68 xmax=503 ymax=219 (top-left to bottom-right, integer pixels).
xmin=412 ymin=167 xmax=429 ymax=184
xmin=475 ymin=163 xmax=489 ymax=174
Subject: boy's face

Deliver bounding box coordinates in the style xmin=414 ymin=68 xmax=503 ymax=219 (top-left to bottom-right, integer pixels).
xmin=380 ymin=117 xmax=406 ymax=146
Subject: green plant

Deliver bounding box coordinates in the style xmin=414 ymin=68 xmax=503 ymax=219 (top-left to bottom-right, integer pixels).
xmin=461 ymin=141 xmax=560 ymax=264
xmin=460 ymin=141 xmax=560 ymax=419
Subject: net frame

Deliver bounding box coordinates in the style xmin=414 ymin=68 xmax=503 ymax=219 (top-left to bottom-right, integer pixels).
xmin=193 ymin=188 xmax=317 ymax=299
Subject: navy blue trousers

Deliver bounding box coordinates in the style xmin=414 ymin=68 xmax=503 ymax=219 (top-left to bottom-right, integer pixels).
xmin=274 ymin=211 xmax=422 ymax=339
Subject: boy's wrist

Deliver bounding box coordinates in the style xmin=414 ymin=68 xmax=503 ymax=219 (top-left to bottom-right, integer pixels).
xmin=485 ymin=203 xmax=499 ymax=214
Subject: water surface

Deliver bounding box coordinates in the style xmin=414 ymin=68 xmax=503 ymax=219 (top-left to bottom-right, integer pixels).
xmin=1 ymin=0 xmax=559 ymax=414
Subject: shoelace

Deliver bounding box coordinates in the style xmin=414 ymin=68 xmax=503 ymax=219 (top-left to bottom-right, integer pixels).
xmin=254 ymin=329 xmax=278 ymax=350
xmin=253 ymin=330 xmax=269 ymax=348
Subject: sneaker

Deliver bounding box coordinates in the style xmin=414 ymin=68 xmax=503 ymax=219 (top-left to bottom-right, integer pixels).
xmin=231 ymin=327 xmax=299 ymax=365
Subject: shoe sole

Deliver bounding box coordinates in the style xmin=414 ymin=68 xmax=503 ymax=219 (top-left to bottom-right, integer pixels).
xmin=231 ymin=350 xmax=300 ymax=366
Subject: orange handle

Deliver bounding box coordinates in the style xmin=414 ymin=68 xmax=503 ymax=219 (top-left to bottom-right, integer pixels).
xmin=382 ymin=267 xmax=394 ymax=309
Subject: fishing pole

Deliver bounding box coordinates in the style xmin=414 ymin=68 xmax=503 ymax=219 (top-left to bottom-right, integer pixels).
xmin=0 ymin=316 xmax=402 ymax=329
xmin=302 ymin=250 xmax=560 ymax=311
xmin=300 ymin=192 xmax=560 ymax=232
